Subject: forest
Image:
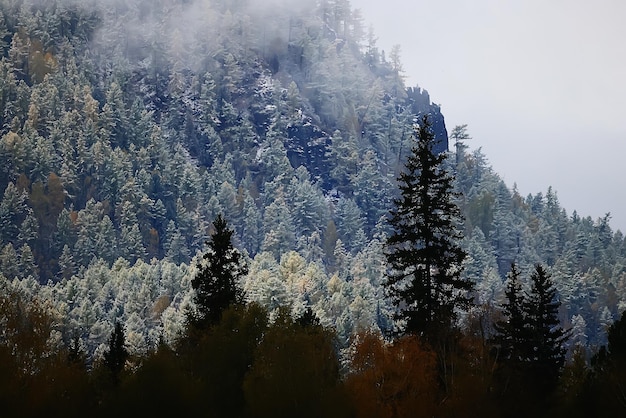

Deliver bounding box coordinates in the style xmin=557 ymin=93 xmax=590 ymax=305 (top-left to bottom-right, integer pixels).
xmin=1 ymin=0 xmax=626 ymax=416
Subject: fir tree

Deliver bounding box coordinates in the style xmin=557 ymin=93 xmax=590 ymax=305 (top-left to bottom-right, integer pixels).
xmin=188 ymin=214 xmax=247 ymax=330
xmin=384 ymin=115 xmax=471 ymax=345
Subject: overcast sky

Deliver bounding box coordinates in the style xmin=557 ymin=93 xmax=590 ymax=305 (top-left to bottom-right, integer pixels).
xmin=351 ymin=0 xmax=626 ymax=232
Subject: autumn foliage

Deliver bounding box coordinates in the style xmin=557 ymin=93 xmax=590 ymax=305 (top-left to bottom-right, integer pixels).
xmin=344 ymin=332 xmax=438 ymax=418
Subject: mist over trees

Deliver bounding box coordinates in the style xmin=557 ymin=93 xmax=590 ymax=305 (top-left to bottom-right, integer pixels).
xmin=1 ymin=0 xmax=626 ymax=415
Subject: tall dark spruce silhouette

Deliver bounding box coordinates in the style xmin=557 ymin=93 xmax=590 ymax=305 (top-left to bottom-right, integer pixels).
xmin=385 ymin=115 xmax=472 ymax=345
xmin=188 ymin=214 xmax=247 ymax=330
xmin=103 ymin=321 xmax=128 ymax=383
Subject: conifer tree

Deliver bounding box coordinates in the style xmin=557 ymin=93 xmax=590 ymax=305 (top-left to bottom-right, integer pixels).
xmin=188 ymin=214 xmax=247 ymax=330
xmin=493 ymin=263 xmax=568 ymax=400
xmin=103 ymin=321 xmax=128 ymax=383
xmin=587 ymin=311 xmax=626 ymax=415
xmin=384 ymin=115 xmax=471 ymax=344
xmin=493 ymin=263 xmax=527 ymax=366
xmin=524 ymin=264 xmax=568 ymax=386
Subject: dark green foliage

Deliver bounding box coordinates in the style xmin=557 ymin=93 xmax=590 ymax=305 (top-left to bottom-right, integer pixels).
xmin=524 ymin=264 xmax=568 ymax=386
xmin=180 ymin=303 xmax=270 ymax=418
xmin=103 ymin=321 xmax=128 ymax=382
xmin=584 ymin=311 xmax=626 ymax=416
xmin=99 ymin=303 xmax=349 ymax=418
xmin=492 ymin=263 xmax=568 ymax=410
xmin=243 ymin=308 xmax=343 ymax=418
xmin=385 ymin=115 xmax=471 ymax=344
xmin=493 ymin=263 xmax=527 ymax=366
xmin=188 ymin=214 xmax=247 ymax=330
xmin=101 ymin=343 xmax=200 ymax=418
xmin=296 ymin=306 xmax=321 ymax=328
xmin=606 ymin=309 xmax=626 ymax=359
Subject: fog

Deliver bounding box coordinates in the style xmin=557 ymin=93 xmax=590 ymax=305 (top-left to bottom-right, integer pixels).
xmin=33 ymin=0 xmax=626 ymax=231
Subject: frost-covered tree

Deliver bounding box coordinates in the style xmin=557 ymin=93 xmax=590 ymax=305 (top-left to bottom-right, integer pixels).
xmin=288 ymin=166 xmax=329 ymax=237
xmin=334 ymin=196 xmax=365 ymax=253
xmin=261 ymin=192 xmax=296 ymax=259
xmin=164 ymin=221 xmax=191 ymax=265
xmin=353 ymin=149 xmax=390 ymax=231
xmin=120 ymin=224 xmax=146 ymax=264
xmin=0 ymin=243 xmax=19 ymax=279
xmin=240 ymin=191 xmax=262 ymax=256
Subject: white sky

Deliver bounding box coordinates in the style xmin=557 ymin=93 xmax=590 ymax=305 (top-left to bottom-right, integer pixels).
xmin=351 ymin=0 xmax=626 ymax=232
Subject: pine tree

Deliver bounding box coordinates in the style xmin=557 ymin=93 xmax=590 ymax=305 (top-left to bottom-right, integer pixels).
xmin=18 ymin=243 xmax=37 ymax=278
xmin=188 ymin=214 xmax=247 ymax=330
xmin=261 ymin=192 xmax=296 ymax=259
xmin=353 ymin=149 xmax=390 ymax=231
xmin=385 ymin=115 xmax=471 ymax=344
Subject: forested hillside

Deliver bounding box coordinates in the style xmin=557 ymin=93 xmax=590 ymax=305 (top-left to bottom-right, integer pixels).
xmin=1 ymin=0 xmax=626 ymax=392
xmin=0 ymin=0 xmax=445 ymax=358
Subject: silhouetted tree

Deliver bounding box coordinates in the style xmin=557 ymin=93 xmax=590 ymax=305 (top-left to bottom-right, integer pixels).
xmin=588 ymin=311 xmax=626 ymax=416
xmin=524 ymin=264 xmax=568 ymax=388
xmin=188 ymin=214 xmax=247 ymax=330
xmin=103 ymin=321 xmax=128 ymax=383
xmin=243 ymin=308 xmax=343 ymax=418
xmin=493 ymin=263 xmax=527 ymax=367
xmin=385 ymin=115 xmax=471 ymax=345
xmin=296 ymin=306 xmax=321 ymax=328
xmin=492 ymin=263 xmax=568 ymax=412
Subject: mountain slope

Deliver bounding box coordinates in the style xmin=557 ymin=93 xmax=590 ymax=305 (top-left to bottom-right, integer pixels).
xmin=0 ymin=0 xmax=624 ymax=360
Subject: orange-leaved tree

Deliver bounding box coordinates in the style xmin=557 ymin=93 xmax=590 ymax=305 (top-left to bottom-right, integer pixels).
xmin=344 ymin=331 xmax=438 ymax=418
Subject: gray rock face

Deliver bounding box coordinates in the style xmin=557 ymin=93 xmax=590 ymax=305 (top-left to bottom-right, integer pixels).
xmin=406 ymin=86 xmax=449 ymax=154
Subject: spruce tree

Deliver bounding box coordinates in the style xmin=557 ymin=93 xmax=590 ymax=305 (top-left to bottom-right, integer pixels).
xmin=103 ymin=321 xmax=128 ymax=383
xmin=493 ymin=263 xmax=527 ymax=366
xmin=524 ymin=264 xmax=568 ymax=386
xmin=384 ymin=115 xmax=471 ymax=344
xmin=493 ymin=263 xmax=568 ymax=400
xmin=188 ymin=214 xmax=247 ymax=330
xmin=588 ymin=311 xmax=626 ymax=415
